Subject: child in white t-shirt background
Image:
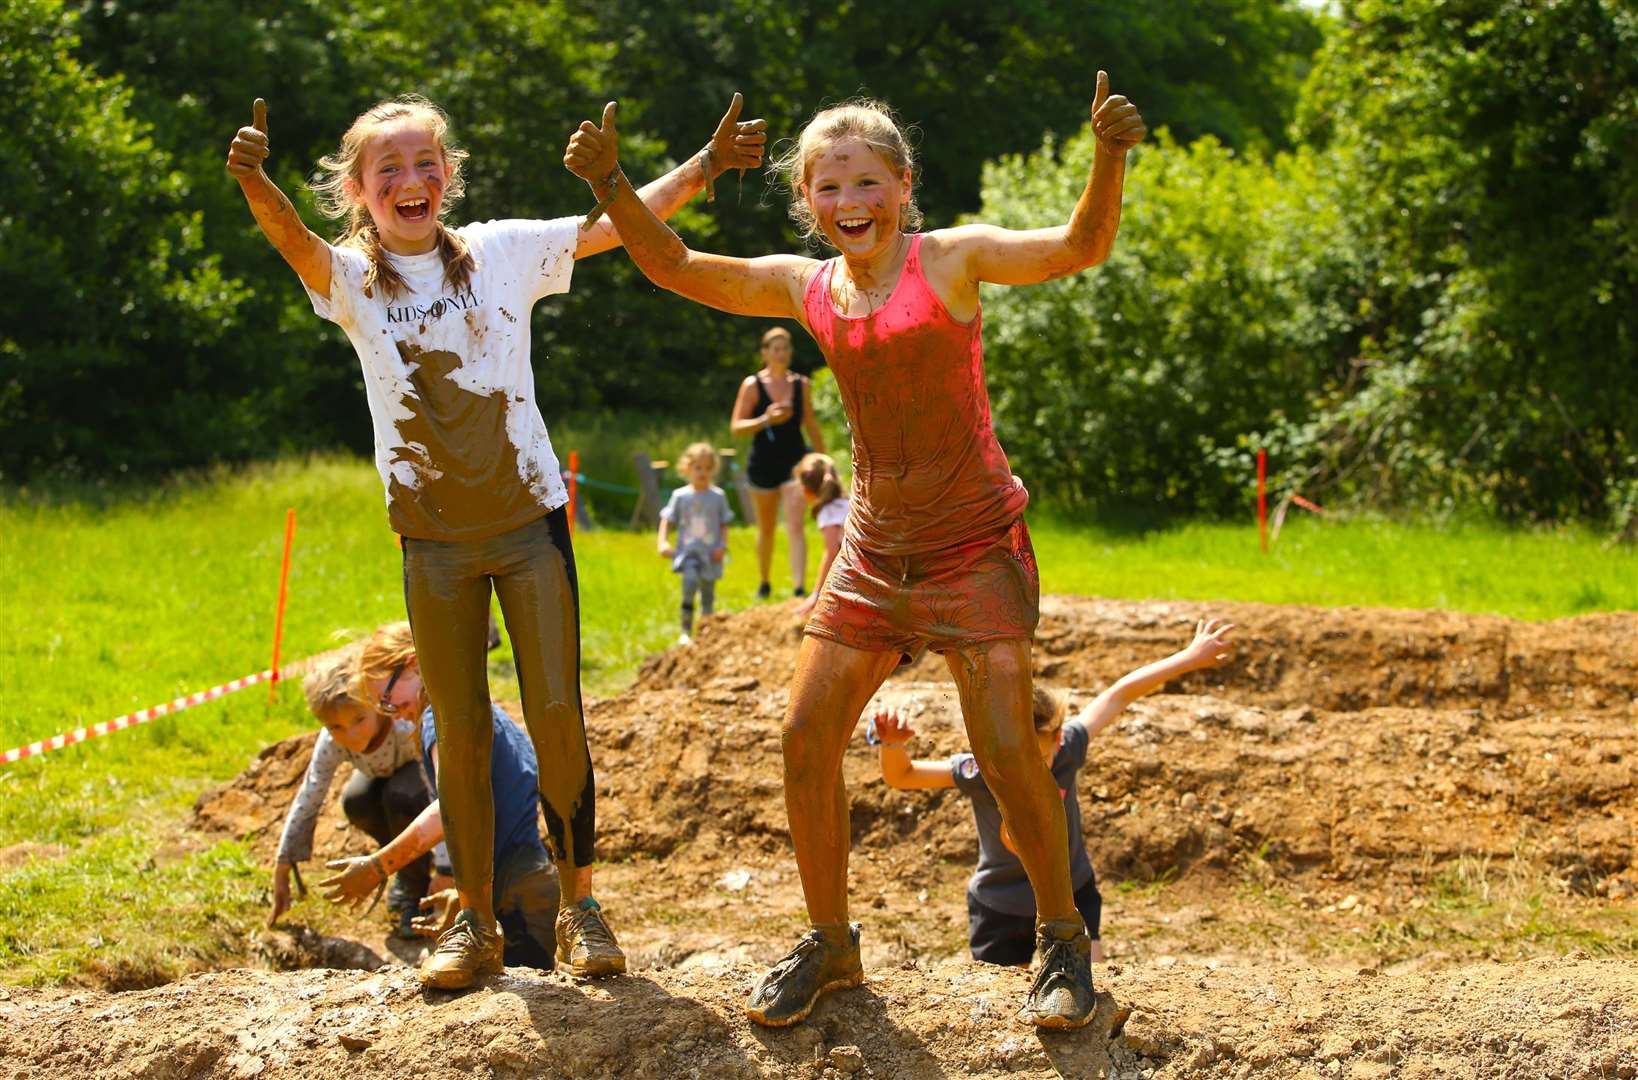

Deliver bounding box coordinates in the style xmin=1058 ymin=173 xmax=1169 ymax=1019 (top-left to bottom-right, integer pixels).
xmin=793 ymin=452 xmax=849 ymax=618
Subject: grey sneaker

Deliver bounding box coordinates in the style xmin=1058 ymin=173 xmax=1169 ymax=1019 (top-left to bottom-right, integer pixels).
xmin=1024 ymin=919 xmax=1096 ymax=1029
xmin=745 ymin=923 xmax=863 ymax=1027
xmin=555 ymin=899 xmax=626 ymax=978
xmin=418 ymin=911 xmax=504 ymax=989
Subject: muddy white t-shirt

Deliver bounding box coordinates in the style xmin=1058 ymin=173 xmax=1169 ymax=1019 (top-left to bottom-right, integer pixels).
xmin=306 ymin=219 xmax=576 ymax=541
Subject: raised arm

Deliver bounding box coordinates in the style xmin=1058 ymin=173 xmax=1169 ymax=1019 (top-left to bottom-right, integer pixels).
xmin=1078 ymin=618 xmax=1234 ymax=738
xmin=872 ymin=706 xmax=955 ymax=790
xmin=564 ymin=101 xmax=816 ymax=320
xmin=226 ymin=98 xmax=332 ymax=297
xmin=574 ymin=94 xmax=768 ymax=261
xmin=939 ymin=70 xmax=1145 ymax=289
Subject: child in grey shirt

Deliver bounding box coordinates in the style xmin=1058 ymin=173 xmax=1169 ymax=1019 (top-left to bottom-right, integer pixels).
xmin=658 ymin=442 xmax=734 ymax=641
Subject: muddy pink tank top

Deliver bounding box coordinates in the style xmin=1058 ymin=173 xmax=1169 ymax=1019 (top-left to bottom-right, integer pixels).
xmin=803 ymin=233 xmax=1029 ymax=556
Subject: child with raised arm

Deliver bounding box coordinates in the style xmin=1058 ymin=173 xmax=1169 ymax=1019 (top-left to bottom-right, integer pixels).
xmin=226 ymin=92 xmax=765 ymax=988
xmin=564 ymin=75 xmax=1146 ymax=1028
xmin=657 ymin=442 xmax=733 ymax=642
xmin=869 ymin=618 xmax=1235 ymax=967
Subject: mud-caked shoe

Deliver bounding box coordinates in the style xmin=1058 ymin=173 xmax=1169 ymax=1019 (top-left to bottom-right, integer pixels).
xmin=745 ymin=923 xmax=864 ymax=1027
xmin=1023 ymin=919 xmax=1096 ymax=1029
xmin=418 ymin=911 xmax=504 ymax=990
xmin=556 ymin=898 xmax=626 ymax=978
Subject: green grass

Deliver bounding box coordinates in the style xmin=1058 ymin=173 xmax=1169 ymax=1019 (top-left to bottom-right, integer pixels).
xmin=0 ymin=454 xmax=1632 ymax=984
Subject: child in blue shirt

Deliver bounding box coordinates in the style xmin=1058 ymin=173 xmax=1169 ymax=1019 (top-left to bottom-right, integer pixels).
xmin=658 ymin=442 xmax=734 ymax=642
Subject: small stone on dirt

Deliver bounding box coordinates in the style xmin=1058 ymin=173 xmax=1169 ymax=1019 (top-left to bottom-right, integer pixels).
xmin=828 ymin=1045 xmax=865 ymax=1073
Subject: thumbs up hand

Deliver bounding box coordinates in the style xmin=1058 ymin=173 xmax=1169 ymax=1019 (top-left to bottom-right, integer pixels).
xmin=226 ymin=98 xmax=271 ymax=177
xmin=1090 ymin=71 xmax=1146 ymax=155
xmin=564 ymin=101 xmax=620 ymax=184
xmin=706 ymin=92 xmax=768 ymax=175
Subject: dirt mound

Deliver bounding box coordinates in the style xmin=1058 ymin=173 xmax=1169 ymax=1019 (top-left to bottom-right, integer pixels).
xmin=4 ymin=956 xmax=1635 ymax=1079
xmin=192 ymin=597 xmax=1637 ymax=981
xmin=641 ymin=596 xmax=1638 ymax=714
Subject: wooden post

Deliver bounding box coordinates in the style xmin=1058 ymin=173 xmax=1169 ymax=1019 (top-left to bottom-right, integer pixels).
xmin=269 ymin=508 xmax=296 ymax=703
xmin=1257 ymin=448 xmax=1268 ymax=554
xmin=630 ymin=452 xmax=670 ymax=529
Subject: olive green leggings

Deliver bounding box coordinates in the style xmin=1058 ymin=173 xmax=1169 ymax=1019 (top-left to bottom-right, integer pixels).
xmin=403 ymin=509 xmax=596 ymax=906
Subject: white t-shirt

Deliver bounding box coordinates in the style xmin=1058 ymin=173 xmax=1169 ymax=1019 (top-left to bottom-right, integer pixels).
xmin=306 ymin=219 xmax=577 ymax=541
xmin=816 ymin=496 xmax=850 ymax=531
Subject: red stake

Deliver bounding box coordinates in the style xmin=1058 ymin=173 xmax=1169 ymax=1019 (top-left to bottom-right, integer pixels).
xmin=567 ymin=450 xmax=580 ymax=533
xmin=1257 ymin=449 xmax=1268 ymax=554
xmin=269 ymin=508 xmax=296 ymax=703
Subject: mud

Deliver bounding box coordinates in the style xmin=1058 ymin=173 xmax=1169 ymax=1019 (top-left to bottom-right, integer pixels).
xmin=154 ymin=596 xmax=1638 ymax=1076
xmin=1 ymin=957 xmax=1633 ymax=1079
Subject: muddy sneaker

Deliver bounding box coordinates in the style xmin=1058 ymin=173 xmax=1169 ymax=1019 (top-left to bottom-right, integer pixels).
xmin=418 ymin=911 xmax=504 ymax=989
xmin=555 ymin=898 xmax=626 ymax=978
xmin=1023 ymin=919 xmax=1096 ymax=1029
xmin=745 ymin=923 xmax=863 ymax=1027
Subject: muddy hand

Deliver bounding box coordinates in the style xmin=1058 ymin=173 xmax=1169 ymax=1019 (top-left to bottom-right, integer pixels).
xmin=411 ymin=888 xmax=460 ymax=938
xmin=708 ymin=92 xmax=768 ymax=173
xmin=565 ymin=101 xmax=620 ymax=184
xmin=872 ymin=705 xmax=915 ymax=745
xmin=319 ymin=855 xmax=384 ymax=908
xmin=226 ymin=97 xmax=270 ymax=177
xmin=267 ymin=862 xmax=291 ymax=927
xmin=1091 ymin=71 xmax=1146 ymax=154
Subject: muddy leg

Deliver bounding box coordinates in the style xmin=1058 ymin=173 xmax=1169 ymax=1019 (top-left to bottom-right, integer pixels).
xmin=404 ymin=538 xmax=498 ymax=926
xmin=782 ymin=635 xmax=900 ymax=925
xmin=945 ymin=639 xmax=1076 ymax=922
xmin=491 ymin=511 xmax=596 ymax=899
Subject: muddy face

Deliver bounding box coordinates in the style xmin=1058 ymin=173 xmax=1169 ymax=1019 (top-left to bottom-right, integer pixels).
xmin=386 ymin=343 xmax=540 ymax=538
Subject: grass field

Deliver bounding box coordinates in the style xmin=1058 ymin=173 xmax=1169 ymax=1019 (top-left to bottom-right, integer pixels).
xmin=0 ymin=455 xmax=1632 ymax=984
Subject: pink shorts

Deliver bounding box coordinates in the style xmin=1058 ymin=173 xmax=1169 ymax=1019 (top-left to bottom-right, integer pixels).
xmin=804 ymin=517 xmax=1040 ymax=662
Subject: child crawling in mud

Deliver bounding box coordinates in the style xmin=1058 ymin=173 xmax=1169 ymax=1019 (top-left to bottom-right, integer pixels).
xmin=270 ymin=649 xmax=447 ymax=937
xmin=563 ymin=71 xmax=1146 ymax=1028
xmin=868 ymin=618 xmax=1235 ymax=966
xmin=311 ymin=622 xmax=562 ymax=972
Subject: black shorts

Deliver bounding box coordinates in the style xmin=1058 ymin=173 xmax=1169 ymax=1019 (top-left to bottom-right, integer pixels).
xmin=966 ymin=876 xmax=1102 ymax=967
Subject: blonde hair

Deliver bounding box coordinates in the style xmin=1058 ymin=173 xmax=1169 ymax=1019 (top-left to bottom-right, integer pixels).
xmin=302 ymin=647 xmax=363 ymax=721
xmin=1032 ymin=686 xmax=1066 ymax=734
xmin=309 ymin=95 xmax=476 ymax=300
xmin=760 ymin=326 xmax=793 ymax=348
xmin=771 ymin=98 xmax=922 ymax=246
xmin=677 ymin=441 xmax=719 ymax=477
xmin=351 ymin=621 xmax=417 ymax=705
xmin=793 ymin=452 xmax=843 ymax=519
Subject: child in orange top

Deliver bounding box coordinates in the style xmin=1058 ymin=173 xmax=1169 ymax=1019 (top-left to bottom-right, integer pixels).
xmin=563 ymin=74 xmax=1145 ymax=1028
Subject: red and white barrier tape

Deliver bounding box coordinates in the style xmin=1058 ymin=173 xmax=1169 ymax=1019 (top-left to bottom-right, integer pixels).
xmin=2 ymin=668 xmax=278 ymax=766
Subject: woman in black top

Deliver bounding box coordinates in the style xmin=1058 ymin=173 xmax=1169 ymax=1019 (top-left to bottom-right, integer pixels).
xmin=731 ymin=326 xmax=826 ymax=599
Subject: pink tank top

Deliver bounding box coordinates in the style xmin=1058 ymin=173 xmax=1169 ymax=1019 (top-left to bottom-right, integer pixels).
xmin=803 ymin=233 xmax=1029 ymax=556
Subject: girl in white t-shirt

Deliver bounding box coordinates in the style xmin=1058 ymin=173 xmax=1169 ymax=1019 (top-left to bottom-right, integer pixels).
xmin=224 ymin=92 xmax=765 ymax=989
xmin=793 ymin=452 xmax=849 ymax=618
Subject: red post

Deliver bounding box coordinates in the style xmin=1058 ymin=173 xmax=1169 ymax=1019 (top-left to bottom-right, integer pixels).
xmin=1257 ymin=448 xmax=1268 ymax=554
xmin=269 ymin=508 xmax=296 ymax=703
xmin=567 ymin=450 xmax=580 ymax=533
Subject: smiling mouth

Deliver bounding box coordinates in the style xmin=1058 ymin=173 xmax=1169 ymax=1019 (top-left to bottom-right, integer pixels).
xmin=836 ymin=217 xmax=872 ymax=238
xmin=396 ymin=198 xmax=431 ymax=222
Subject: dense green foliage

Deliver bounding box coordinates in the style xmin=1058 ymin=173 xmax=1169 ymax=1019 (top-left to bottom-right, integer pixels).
xmin=3 ymin=0 xmax=1316 ymax=479
xmin=981 ymin=0 xmax=1637 ymax=526
xmin=2 ymin=0 xmax=1632 ymax=528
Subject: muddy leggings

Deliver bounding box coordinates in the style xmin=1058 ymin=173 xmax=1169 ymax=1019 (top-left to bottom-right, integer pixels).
xmin=402 ymin=509 xmax=595 ymax=912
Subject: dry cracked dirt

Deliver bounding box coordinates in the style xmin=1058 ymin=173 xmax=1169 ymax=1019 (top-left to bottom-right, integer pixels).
xmin=3 ymin=596 xmax=1635 ymax=1078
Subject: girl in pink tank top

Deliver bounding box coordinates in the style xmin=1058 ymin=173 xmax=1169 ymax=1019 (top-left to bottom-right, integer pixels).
xmin=564 ymin=74 xmax=1147 ymax=1031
